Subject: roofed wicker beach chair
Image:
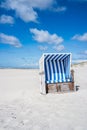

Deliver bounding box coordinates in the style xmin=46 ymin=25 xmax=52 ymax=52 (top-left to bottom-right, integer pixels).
xmin=39 ymin=53 xmax=74 ymax=94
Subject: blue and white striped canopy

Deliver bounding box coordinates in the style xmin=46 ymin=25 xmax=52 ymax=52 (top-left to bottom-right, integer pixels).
xmin=44 ymin=53 xmax=72 ymax=83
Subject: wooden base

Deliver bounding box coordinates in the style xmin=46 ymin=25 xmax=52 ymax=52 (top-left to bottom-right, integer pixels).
xmin=46 ymin=82 xmax=74 ymax=93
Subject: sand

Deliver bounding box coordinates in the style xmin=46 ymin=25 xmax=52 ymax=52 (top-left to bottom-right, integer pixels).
xmin=0 ymin=63 xmax=87 ymax=130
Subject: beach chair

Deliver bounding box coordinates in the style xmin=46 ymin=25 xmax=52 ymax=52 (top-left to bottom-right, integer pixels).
xmin=39 ymin=53 xmax=74 ymax=94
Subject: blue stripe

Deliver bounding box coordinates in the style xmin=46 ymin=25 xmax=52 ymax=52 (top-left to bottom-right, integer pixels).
xmin=58 ymin=61 xmax=62 ymax=82
xmin=44 ymin=54 xmax=71 ymax=83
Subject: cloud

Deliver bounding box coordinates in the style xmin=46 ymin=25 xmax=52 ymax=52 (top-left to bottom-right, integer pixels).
xmin=72 ymin=33 xmax=87 ymax=42
xmin=1 ymin=0 xmax=54 ymax=22
xmin=1 ymin=0 xmax=67 ymax=23
xmin=0 ymin=33 xmax=22 ymax=48
xmin=83 ymin=50 xmax=87 ymax=55
xmin=38 ymin=45 xmax=48 ymax=51
xmin=80 ymin=50 xmax=87 ymax=55
xmin=22 ymin=62 xmax=38 ymax=67
xmin=68 ymin=0 xmax=87 ymax=2
xmin=21 ymin=57 xmax=39 ymax=68
xmin=72 ymin=59 xmax=87 ymax=64
xmin=0 ymin=15 xmax=14 ymax=24
xmin=53 ymin=45 xmax=65 ymax=51
xmin=52 ymin=6 xmax=67 ymax=12
xmin=73 ymin=51 xmax=87 ymax=63
xmin=30 ymin=28 xmax=64 ymax=44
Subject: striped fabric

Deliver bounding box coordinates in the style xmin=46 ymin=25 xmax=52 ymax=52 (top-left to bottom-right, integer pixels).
xmin=44 ymin=53 xmax=72 ymax=83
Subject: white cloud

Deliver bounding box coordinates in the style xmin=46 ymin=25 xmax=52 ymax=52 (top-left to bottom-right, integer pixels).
xmin=72 ymin=59 xmax=87 ymax=64
xmin=84 ymin=50 xmax=87 ymax=55
xmin=73 ymin=51 xmax=87 ymax=63
xmin=0 ymin=33 xmax=22 ymax=48
xmin=0 ymin=15 xmax=14 ymax=24
xmin=22 ymin=62 xmax=38 ymax=67
xmin=38 ymin=45 xmax=48 ymax=51
xmin=68 ymin=0 xmax=87 ymax=2
xmin=80 ymin=50 xmax=87 ymax=56
xmin=30 ymin=28 xmax=64 ymax=44
xmin=72 ymin=33 xmax=87 ymax=42
xmin=1 ymin=0 xmax=66 ymax=23
xmin=1 ymin=0 xmax=54 ymax=22
xmin=52 ymin=6 xmax=67 ymax=12
xmin=53 ymin=45 xmax=65 ymax=51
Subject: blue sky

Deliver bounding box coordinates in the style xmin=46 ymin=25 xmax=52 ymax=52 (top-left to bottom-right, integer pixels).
xmin=0 ymin=0 xmax=87 ymax=68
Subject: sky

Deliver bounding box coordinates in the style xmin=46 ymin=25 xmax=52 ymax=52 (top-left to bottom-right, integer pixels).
xmin=0 ymin=0 xmax=87 ymax=68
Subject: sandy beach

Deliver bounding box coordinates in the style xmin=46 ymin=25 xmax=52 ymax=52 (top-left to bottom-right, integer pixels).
xmin=0 ymin=62 xmax=87 ymax=130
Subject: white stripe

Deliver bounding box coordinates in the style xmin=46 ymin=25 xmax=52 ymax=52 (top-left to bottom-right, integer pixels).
xmin=61 ymin=60 xmax=66 ymax=82
xmin=50 ymin=55 xmax=56 ymax=81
